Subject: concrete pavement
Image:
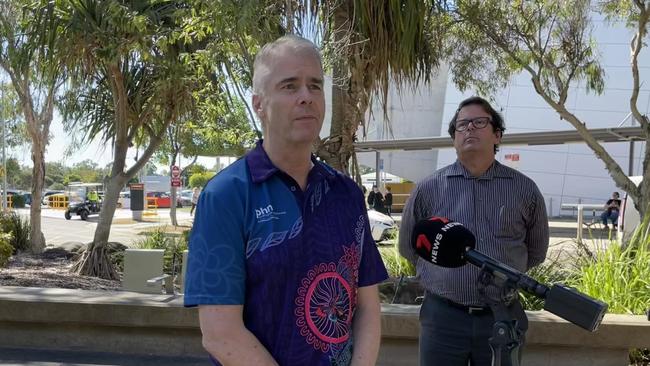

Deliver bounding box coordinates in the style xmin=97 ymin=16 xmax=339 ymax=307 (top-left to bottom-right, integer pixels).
xmin=0 ymin=347 xmax=209 ymax=366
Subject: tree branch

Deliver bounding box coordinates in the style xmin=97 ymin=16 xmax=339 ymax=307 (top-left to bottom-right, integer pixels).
xmin=629 ymin=2 xmax=650 ymax=131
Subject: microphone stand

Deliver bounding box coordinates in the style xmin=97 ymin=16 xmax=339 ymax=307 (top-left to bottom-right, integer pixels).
xmin=477 ymin=268 xmax=526 ymax=366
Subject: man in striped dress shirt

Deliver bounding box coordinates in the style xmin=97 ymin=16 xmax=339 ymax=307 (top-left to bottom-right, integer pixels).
xmin=398 ymin=96 xmax=549 ymax=365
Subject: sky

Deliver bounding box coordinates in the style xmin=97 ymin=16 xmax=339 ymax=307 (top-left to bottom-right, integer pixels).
xmin=10 ymin=107 xmax=236 ymax=174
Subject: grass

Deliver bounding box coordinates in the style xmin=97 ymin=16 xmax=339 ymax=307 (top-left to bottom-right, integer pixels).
xmin=378 ymin=244 xmax=415 ymax=278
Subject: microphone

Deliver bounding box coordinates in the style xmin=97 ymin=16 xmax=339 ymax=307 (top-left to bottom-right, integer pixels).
xmin=412 ymin=217 xmax=608 ymax=332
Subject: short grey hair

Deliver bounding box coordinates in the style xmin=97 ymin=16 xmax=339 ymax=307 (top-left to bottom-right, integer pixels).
xmin=252 ymin=35 xmax=323 ymax=95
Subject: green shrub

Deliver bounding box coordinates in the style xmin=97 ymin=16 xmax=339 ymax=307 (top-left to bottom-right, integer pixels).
xmin=188 ymin=172 xmax=215 ymax=189
xmin=379 ymin=245 xmax=415 ymax=278
xmin=133 ymin=227 xmax=168 ymax=250
xmin=0 ymin=211 xmax=30 ymax=253
xmin=0 ymin=233 xmax=13 ymax=267
xmin=568 ymin=213 xmax=650 ymax=316
xmin=519 ymin=253 xmax=574 ymax=311
xmin=132 ymin=227 xmax=188 ymax=275
xmin=569 ymin=218 xmax=650 ymax=366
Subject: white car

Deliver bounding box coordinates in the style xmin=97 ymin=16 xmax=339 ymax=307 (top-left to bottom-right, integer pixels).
xmin=368 ymin=209 xmax=397 ymax=243
xmin=618 ymin=176 xmax=642 ymax=244
xmin=117 ymin=191 xmax=131 ymax=209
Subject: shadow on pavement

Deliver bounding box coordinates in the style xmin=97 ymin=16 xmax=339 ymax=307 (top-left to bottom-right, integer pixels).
xmin=0 ymin=347 xmax=209 ymax=366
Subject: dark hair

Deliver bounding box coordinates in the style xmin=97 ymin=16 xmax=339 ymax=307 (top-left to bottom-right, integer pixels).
xmin=448 ymin=96 xmax=506 ymax=154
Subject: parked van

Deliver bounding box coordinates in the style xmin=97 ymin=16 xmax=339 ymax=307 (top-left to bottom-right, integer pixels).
xmin=618 ymin=176 xmax=642 ymax=244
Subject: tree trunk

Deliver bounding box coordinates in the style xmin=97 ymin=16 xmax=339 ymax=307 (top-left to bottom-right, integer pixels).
xmin=320 ymin=3 xmax=354 ymax=174
xmin=29 ymin=139 xmax=46 ymax=253
xmin=73 ymin=174 xmax=126 ymax=280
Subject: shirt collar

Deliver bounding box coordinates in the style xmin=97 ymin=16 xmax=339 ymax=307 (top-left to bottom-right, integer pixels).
xmin=245 ymin=140 xmax=337 ymax=183
xmin=445 ymin=160 xmax=514 ymax=180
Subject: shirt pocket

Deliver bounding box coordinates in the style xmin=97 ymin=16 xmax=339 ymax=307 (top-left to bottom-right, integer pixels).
xmin=494 ymin=204 xmax=526 ymax=240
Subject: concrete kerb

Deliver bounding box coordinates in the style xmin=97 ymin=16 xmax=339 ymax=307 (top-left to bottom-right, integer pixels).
xmin=0 ymin=287 xmax=648 ymax=366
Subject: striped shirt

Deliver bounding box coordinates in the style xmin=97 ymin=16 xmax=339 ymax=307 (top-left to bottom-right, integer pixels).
xmin=398 ymin=160 xmax=549 ymax=306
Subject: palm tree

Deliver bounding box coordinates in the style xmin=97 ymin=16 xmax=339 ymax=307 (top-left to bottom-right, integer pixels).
xmin=293 ymin=1 xmax=448 ymax=177
xmin=54 ymin=0 xmax=204 ymax=279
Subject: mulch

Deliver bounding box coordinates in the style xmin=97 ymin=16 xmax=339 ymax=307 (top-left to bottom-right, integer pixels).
xmin=0 ymin=252 xmax=120 ymax=290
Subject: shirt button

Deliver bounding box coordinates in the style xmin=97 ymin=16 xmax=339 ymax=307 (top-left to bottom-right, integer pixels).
xmin=290 ymin=186 xmax=296 ymax=192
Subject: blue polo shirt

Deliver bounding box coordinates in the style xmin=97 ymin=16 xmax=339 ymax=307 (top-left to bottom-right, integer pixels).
xmin=184 ymin=141 xmax=388 ymax=366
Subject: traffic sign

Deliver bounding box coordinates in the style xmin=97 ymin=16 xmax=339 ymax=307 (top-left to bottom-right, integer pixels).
xmin=171 ymin=165 xmax=180 ymax=178
xmin=171 ymin=177 xmax=181 ymax=187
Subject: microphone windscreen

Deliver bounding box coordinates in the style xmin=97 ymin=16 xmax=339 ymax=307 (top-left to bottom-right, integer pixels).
xmin=411 ymin=217 xmax=476 ymax=268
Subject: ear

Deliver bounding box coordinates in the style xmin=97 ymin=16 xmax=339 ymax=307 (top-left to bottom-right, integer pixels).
xmin=495 ymin=129 xmax=503 ymax=142
xmin=252 ymin=94 xmax=265 ymax=119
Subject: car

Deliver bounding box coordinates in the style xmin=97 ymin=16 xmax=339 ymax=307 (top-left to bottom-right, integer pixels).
xmin=368 ymin=209 xmax=397 ymax=243
xmin=618 ymin=176 xmax=642 ymax=244
xmin=117 ymin=191 xmax=131 ymax=209
xmin=146 ymin=191 xmax=182 ymax=209
xmin=178 ymin=189 xmax=193 ymax=207
xmin=42 ymin=190 xmax=65 ymax=205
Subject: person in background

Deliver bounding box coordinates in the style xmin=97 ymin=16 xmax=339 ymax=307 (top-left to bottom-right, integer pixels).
xmin=367 ymin=185 xmax=384 ymax=213
xmin=190 ymin=187 xmax=200 ymax=216
xmin=399 ymin=96 xmax=549 ymax=365
xmin=184 ymin=35 xmax=388 ymax=366
xmin=87 ymin=189 xmax=99 ymax=211
xmin=384 ymin=186 xmax=393 ymax=216
xmin=601 ymin=191 xmax=621 ymax=230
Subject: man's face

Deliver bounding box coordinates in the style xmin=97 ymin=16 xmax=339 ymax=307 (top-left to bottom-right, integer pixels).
xmin=452 ymin=104 xmax=501 ymax=157
xmin=252 ymin=47 xmax=325 ymax=147
xmin=613 ymin=193 xmax=619 ymax=199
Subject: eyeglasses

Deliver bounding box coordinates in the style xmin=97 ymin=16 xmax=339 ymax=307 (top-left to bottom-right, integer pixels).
xmin=454 ymin=117 xmax=492 ymax=132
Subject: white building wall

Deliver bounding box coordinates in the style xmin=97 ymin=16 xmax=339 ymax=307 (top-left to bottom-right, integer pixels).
xmin=356 ymin=67 xmax=449 ymax=183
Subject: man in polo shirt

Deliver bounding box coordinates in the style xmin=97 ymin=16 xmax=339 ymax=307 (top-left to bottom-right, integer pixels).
xmin=184 ymin=35 xmax=388 ymax=366
xmin=399 ymin=96 xmax=549 ymax=365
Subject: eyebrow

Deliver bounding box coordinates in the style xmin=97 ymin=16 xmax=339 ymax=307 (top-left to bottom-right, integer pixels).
xmin=277 ymin=76 xmax=324 ymax=86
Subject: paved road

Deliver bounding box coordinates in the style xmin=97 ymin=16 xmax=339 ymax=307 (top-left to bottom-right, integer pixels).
xmin=0 ymin=347 xmax=209 ymax=366
xmin=13 ymin=208 xmax=194 ymax=247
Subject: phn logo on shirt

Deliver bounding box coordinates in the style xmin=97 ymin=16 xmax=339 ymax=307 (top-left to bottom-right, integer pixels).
xmin=255 ymin=204 xmax=286 ymax=223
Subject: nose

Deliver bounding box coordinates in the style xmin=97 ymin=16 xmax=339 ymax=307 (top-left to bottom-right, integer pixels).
xmin=298 ymin=85 xmax=313 ymax=105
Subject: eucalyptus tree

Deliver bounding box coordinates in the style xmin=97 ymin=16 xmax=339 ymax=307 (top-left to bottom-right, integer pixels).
xmin=445 ymin=0 xmax=650 ymax=218
xmin=0 ymin=83 xmax=28 ymax=150
xmin=56 ymin=0 xmax=210 ymax=279
xmin=0 ymin=0 xmax=66 ymax=253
